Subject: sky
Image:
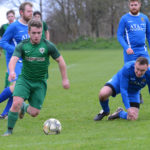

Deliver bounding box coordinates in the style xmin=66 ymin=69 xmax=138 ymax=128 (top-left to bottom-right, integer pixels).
xmin=0 ymin=7 xmax=10 ymax=26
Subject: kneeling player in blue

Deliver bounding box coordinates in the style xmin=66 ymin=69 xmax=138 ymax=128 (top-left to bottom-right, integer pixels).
xmin=94 ymin=57 xmax=150 ymax=121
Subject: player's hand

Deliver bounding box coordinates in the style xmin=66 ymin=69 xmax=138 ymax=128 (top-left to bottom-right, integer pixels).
xmin=127 ymin=107 xmax=138 ymax=120
xmin=8 ymin=72 xmax=16 ymax=82
xmin=62 ymin=79 xmax=70 ymax=89
xmin=126 ymin=48 xmax=134 ymax=55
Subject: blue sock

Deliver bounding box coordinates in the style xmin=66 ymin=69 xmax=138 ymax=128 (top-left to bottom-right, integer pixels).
xmin=119 ymin=110 xmax=127 ymax=119
xmin=100 ymin=99 xmax=110 ymax=113
xmin=0 ymin=87 xmax=12 ymax=103
xmin=1 ymin=96 xmax=13 ymax=116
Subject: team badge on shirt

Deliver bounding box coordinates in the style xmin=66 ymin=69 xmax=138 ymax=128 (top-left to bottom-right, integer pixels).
xmin=141 ymin=17 xmax=144 ymax=22
xmin=39 ymin=48 xmax=45 ymax=54
xmin=141 ymin=79 xmax=146 ymax=83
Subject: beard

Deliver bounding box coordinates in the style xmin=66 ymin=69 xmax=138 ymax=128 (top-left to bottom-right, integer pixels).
xmin=130 ymin=9 xmax=140 ymax=15
xmin=23 ymin=15 xmax=32 ymax=23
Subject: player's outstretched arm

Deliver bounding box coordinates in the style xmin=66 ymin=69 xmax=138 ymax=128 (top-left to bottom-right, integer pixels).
xmin=8 ymin=56 xmax=19 ymax=81
xmin=55 ymin=55 xmax=70 ymax=89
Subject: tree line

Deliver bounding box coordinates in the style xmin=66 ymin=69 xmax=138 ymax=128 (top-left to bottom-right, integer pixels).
xmin=1 ymin=0 xmax=150 ymax=43
xmin=45 ymin=0 xmax=150 ymax=43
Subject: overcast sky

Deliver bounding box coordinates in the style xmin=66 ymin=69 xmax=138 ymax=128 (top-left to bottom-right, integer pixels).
xmin=0 ymin=7 xmax=10 ymax=26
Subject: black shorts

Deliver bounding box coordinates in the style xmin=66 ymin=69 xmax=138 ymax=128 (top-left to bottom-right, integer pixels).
xmin=105 ymin=83 xmax=140 ymax=109
xmin=130 ymin=102 xmax=140 ymax=109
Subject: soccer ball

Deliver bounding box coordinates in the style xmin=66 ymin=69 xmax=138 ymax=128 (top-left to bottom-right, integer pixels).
xmin=43 ymin=118 xmax=62 ymax=135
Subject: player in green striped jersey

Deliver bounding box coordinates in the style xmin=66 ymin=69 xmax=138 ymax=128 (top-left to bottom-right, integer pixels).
xmin=3 ymin=19 xmax=70 ymax=136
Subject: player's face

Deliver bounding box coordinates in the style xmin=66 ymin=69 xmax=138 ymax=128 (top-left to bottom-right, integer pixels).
xmin=134 ymin=62 xmax=148 ymax=78
xmin=22 ymin=5 xmax=33 ymax=22
xmin=7 ymin=13 xmax=15 ymax=24
xmin=29 ymin=27 xmax=42 ymax=44
xmin=33 ymin=14 xmax=41 ymax=21
xmin=129 ymin=1 xmax=141 ymax=15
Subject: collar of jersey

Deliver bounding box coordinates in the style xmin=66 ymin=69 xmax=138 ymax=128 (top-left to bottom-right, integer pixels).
xmin=129 ymin=12 xmax=140 ymax=16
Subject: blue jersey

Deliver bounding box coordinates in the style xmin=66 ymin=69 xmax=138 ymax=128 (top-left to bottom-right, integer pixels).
xmin=107 ymin=61 xmax=150 ymax=109
xmin=0 ymin=20 xmax=29 ymax=80
xmin=0 ymin=20 xmax=29 ymax=67
xmin=117 ymin=12 xmax=150 ymax=63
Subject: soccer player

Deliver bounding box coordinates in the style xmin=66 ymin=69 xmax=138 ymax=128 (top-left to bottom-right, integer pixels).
xmin=33 ymin=11 xmax=50 ymax=40
xmin=117 ymin=0 xmax=150 ymax=103
xmin=0 ymin=10 xmax=15 ymax=88
xmin=0 ymin=2 xmax=33 ymax=119
xmin=3 ymin=19 xmax=70 ymax=136
xmin=94 ymin=57 xmax=150 ymax=121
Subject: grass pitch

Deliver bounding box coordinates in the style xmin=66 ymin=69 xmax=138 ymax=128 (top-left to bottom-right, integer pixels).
xmin=0 ymin=49 xmax=150 ymax=150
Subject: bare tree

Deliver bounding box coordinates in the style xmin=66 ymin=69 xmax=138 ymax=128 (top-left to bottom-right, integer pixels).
xmin=45 ymin=0 xmax=150 ymax=43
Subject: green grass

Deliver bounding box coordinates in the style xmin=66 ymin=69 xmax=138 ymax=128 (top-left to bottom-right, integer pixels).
xmin=0 ymin=49 xmax=150 ymax=150
xmin=57 ymin=37 xmax=122 ymax=50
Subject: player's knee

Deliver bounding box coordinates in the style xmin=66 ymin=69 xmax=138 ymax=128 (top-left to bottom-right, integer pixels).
xmin=11 ymin=101 xmax=22 ymax=112
xmin=99 ymin=90 xmax=108 ymax=101
xmin=11 ymin=104 xmax=20 ymax=112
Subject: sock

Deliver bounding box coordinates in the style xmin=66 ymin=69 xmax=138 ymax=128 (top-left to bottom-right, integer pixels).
xmin=1 ymin=96 xmax=13 ymax=116
xmin=119 ymin=110 xmax=127 ymax=119
xmin=4 ymin=72 xmax=10 ymax=88
xmin=8 ymin=111 xmax=19 ymax=130
xmin=0 ymin=87 xmax=12 ymax=103
xmin=24 ymin=102 xmax=29 ymax=113
xmin=100 ymin=99 xmax=110 ymax=113
xmin=21 ymin=102 xmax=29 ymax=113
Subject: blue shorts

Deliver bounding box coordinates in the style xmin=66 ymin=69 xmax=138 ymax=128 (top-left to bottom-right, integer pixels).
xmin=8 ymin=60 xmax=22 ymax=82
xmin=106 ymin=74 xmax=140 ymax=103
xmin=123 ymin=49 xmax=150 ymax=64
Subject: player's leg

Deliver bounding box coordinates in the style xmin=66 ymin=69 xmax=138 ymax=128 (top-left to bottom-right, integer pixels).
xmin=2 ymin=76 xmax=30 ymax=136
xmin=2 ymin=96 xmax=24 ymax=136
xmin=2 ymin=62 xmax=23 ymax=118
xmin=0 ymin=96 xmax=13 ymax=119
xmin=26 ymin=80 xmax=47 ymax=117
xmin=94 ymin=74 xmax=120 ymax=121
xmin=94 ymin=85 xmax=113 ymax=121
xmin=0 ymin=83 xmax=14 ymax=103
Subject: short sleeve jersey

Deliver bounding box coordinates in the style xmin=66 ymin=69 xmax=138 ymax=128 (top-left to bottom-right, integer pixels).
xmin=13 ymin=38 xmax=60 ymax=80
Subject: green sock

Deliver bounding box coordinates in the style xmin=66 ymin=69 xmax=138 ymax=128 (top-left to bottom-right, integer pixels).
xmin=21 ymin=102 xmax=29 ymax=113
xmin=8 ymin=111 xmax=19 ymax=130
xmin=5 ymin=72 xmax=10 ymax=88
xmin=24 ymin=103 xmax=29 ymax=112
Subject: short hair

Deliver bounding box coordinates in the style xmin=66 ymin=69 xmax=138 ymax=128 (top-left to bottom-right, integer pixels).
xmin=28 ymin=19 xmax=42 ymax=31
xmin=19 ymin=2 xmax=33 ymax=12
xmin=128 ymin=0 xmax=141 ymax=3
xmin=136 ymin=57 xmax=148 ymax=66
xmin=6 ymin=10 xmax=15 ymax=16
xmin=33 ymin=11 xmax=41 ymax=17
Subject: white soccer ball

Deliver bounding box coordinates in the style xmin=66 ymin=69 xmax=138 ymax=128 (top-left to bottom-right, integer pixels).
xmin=43 ymin=118 xmax=62 ymax=135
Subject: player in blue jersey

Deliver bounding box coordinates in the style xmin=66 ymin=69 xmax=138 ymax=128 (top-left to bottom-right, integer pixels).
xmin=117 ymin=0 xmax=150 ymax=104
xmin=0 ymin=2 xmax=33 ymax=119
xmin=117 ymin=0 xmax=150 ymax=64
xmin=94 ymin=57 xmax=150 ymax=121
